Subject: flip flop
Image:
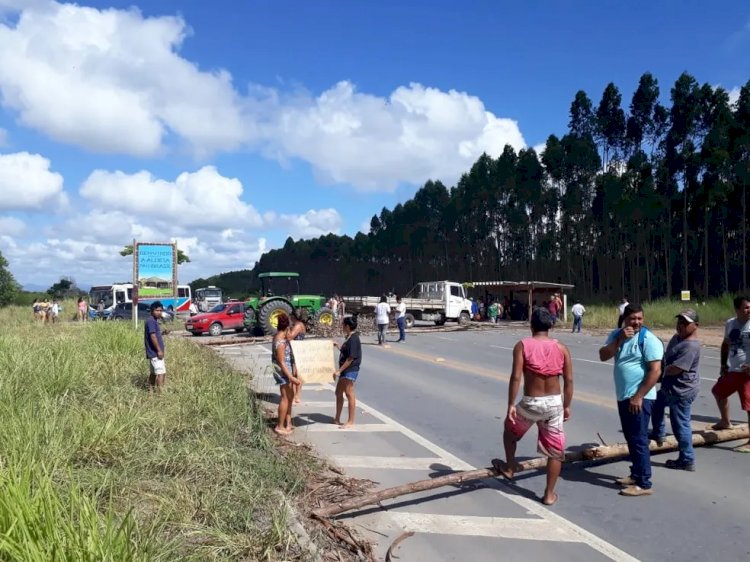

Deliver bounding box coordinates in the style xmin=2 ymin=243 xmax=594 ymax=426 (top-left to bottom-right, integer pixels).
xmin=732 ymin=444 xmax=750 ymax=453
xmin=491 ymin=458 xmax=514 ymax=481
xmin=542 ymin=492 xmax=559 ymax=506
xmin=706 ymin=423 xmax=734 ymax=431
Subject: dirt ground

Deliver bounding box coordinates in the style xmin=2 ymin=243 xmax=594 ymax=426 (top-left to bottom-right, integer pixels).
xmin=650 ymin=325 xmax=724 ymax=348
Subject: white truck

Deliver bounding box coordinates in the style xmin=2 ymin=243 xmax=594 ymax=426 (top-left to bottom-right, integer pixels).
xmin=342 ymin=280 xmax=473 ymax=328
xmin=194 ymin=286 xmax=223 ymax=312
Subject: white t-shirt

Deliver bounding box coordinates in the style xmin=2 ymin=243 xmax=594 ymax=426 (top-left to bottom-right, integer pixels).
xmin=376 ymin=302 xmax=391 ymax=324
xmin=618 ymin=302 xmax=628 ymax=315
xmin=571 ymin=303 xmax=585 ymax=317
xmin=396 ymin=302 xmax=406 ymax=318
xmin=51 ymin=303 xmax=59 ymax=315
xmin=725 ymin=317 xmax=750 ymax=372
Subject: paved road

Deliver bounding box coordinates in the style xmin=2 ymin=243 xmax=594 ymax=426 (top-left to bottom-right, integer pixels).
xmin=218 ymin=325 xmax=749 ymax=561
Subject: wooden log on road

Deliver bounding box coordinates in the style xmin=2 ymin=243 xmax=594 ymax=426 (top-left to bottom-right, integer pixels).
xmin=312 ymin=425 xmax=748 ymax=519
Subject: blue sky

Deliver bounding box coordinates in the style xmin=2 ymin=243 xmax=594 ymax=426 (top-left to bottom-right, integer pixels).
xmin=0 ymin=0 xmax=748 ymax=289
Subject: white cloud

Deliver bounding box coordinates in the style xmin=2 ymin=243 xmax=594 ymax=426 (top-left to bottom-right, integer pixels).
xmin=80 ymin=166 xmax=263 ymax=230
xmin=728 ymin=86 xmax=741 ymax=106
xmin=259 ymin=81 xmax=526 ymax=191
xmin=532 ymin=142 xmax=546 ymax=156
xmin=0 ymin=151 xmax=66 ymax=210
xmin=0 ymin=215 xmax=24 ymax=235
xmin=277 ymin=208 xmax=343 ymax=239
xmin=0 ymin=1 xmax=246 ymax=157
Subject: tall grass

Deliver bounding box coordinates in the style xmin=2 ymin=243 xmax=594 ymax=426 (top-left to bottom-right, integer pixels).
xmin=0 ymin=305 xmax=313 ymax=560
xmin=572 ymin=295 xmax=736 ymax=329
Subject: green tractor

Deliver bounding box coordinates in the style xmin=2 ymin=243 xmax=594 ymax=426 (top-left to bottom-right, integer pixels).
xmin=243 ymin=272 xmax=335 ymax=335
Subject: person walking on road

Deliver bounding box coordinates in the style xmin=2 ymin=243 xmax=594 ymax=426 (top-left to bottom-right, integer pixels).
xmin=333 ymin=316 xmax=361 ymax=428
xmin=599 ymin=303 xmax=664 ymax=497
xmin=493 ymin=308 xmax=573 ymax=506
xmin=145 ymin=301 xmax=167 ymax=394
xmin=376 ymin=295 xmax=390 ymax=346
xmin=709 ymin=295 xmax=750 ymax=453
xmin=650 ymin=309 xmax=701 ymax=470
xmin=271 ymin=313 xmax=302 ymax=435
xmin=571 ymin=300 xmax=585 ymax=333
xmin=395 ymin=295 xmax=407 ymax=342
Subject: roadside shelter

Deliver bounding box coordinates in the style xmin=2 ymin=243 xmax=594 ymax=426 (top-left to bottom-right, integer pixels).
xmin=464 ymin=280 xmax=575 ymax=322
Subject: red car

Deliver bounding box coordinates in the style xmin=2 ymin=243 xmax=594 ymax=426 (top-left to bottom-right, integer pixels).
xmin=185 ymin=301 xmax=246 ymax=336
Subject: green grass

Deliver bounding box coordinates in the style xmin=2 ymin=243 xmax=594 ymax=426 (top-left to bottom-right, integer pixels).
xmin=571 ymin=295 xmax=735 ymax=329
xmin=0 ymin=303 xmax=315 ymax=560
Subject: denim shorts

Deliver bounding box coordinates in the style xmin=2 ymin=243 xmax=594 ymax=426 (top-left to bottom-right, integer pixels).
xmin=340 ymin=370 xmax=359 ymax=382
xmin=272 ymin=365 xmax=290 ymax=386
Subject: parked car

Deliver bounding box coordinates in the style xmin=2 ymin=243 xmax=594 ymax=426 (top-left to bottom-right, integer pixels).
xmin=185 ymin=301 xmax=246 ymax=336
xmin=110 ymin=302 xmax=173 ymax=322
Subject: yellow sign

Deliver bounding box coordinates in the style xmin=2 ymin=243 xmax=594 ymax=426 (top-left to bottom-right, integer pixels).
xmin=680 ymin=290 xmax=691 ymax=301
xmin=289 ymin=339 xmax=336 ymax=384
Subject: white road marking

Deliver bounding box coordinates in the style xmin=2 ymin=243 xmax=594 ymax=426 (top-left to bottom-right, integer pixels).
xmin=436 ymin=335 xmax=458 ymax=341
xmin=331 ymin=455 xmax=466 ymax=470
xmin=302 ymin=424 xmax=399 ymax=433
xmin=294 ymin=401 xmax=336 ymax=408
xmin=490 ymin=344 xmax=513 ymax=351
xmin=354 ymin=394 xmax=638 ymax=562
xmin=385 ymin=513 xmax=578 ymax=542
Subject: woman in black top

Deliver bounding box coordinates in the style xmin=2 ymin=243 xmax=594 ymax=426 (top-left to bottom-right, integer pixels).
xmin=333 ymin=316 xmax=361 ymax=428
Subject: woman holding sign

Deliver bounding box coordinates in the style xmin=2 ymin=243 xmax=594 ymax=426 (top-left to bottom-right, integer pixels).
xmin=333 ymin=316 xmax=361 ymax=428
xmin=272 ymin=313 xmax=302 ymax=435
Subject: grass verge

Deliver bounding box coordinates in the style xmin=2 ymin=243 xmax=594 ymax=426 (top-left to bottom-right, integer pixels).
xmin=568 ymin=295 xmax=736 ymax=329
xmin=0 ymin=303 xmax=317 ymax=560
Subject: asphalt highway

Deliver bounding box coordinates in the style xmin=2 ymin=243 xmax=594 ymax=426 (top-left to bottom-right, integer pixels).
xmin=348 ymin=323 xmax=749 ymax=562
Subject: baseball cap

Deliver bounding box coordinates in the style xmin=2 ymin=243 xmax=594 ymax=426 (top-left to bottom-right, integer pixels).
xmin=675 ymin=309 xmax=699 ymax=324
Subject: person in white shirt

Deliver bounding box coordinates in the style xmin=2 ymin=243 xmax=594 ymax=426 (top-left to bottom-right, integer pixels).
xmin=50 ymin=300 xmax=60 ymax=323
xmin=395 ymin=295 xmax=407 ymax=342
xmin=571 ymin=301 xmax=585 ymax=333
xmin=189 ymin=300 xmax=198 ymax=316
xmin=375 ymin=295 xmax=391 ymax=346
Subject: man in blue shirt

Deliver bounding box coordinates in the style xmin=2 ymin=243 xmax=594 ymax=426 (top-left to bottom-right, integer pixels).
xmin=599 ymin=303 xmax=664 ymax=496
xmin=144 ymin=301 xmax=166 ymax=393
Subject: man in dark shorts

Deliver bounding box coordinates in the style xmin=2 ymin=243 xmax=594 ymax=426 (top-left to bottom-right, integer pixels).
xmin=144 ymin=301 xmax=166 ymax=393
xmin=710 ymin=295 xmax=750 ymax=453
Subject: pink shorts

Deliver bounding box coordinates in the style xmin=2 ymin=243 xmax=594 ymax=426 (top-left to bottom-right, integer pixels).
xmin=505 ymin=394 xmax=566 ymax=460
xmin=712 ymin=371 xmax=750 ymax=411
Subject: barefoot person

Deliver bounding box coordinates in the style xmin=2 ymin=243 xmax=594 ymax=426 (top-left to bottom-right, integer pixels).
xmin=272 ymin=313 xmax=302 ymax=435
xmin=493 ymin=308 xmax=573 ymax=506
xmin=289 ymin=314 xmax=307 ymax=405
xmin=145 ymin=301 xmax=166 ymax=393
xmin=333 ymin=316 xmax=361 ymax=428
xmin=710 ymin=295 xmax=750 ymax=453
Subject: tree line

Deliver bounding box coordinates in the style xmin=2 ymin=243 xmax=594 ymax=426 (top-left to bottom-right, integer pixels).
xmin=224 ymin=72 xmax=747 ymax=302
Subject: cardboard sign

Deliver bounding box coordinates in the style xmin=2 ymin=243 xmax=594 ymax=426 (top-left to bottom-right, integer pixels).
xmin=680 ymin=290 xmax=691 ymax=302
xmin=290 ymin=339 xmax=336 ymax=384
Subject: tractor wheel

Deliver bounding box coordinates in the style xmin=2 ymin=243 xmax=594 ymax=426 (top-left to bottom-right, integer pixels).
xmin=458 ymin=312 xmax=471 ymax=326
xmin=243 ymin=308 xmax=256 ymax=331
xmin=259 ymin=300 xmax=293 ymax=335
xmin=404 ymin=312 xmax=415 ymax=329
xmin=314 ymin=306 xmax=335 ymax=328
xmin=208 ymin=322 xmax=223 ymax=337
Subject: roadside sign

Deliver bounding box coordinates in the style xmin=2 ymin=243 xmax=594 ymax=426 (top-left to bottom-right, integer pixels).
xmin=680 ymin=290 xmax=690 ymax=301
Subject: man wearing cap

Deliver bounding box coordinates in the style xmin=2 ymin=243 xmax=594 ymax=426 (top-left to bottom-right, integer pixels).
xmin=709 ymin=295 xmax=750 ymax=453
xmin=651 ymin=309 xmax=701 ymax=470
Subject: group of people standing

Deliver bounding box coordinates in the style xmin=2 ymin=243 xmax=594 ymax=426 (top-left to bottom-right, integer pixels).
xmin=494 ymin=294 xmax=750 ymax=504
xmin=31 ymin=298 xmax=60 ymax=323
xmin=270 ymin=312 xmax=366 ymax=435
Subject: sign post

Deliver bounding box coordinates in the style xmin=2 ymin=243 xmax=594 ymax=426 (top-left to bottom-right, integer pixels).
xmin=133 ymin=241 xmax=178 ymax=330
